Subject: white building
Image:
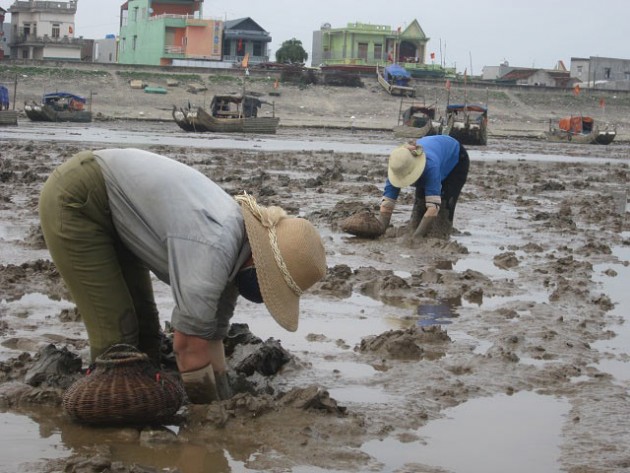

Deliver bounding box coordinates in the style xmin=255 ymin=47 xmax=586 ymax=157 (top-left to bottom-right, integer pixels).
xmin=7 ymin=0 xmax=83 ymax=60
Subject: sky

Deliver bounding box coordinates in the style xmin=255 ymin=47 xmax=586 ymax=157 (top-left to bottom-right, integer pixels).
xmin=1 ymin=0 xmax=627 ymax=73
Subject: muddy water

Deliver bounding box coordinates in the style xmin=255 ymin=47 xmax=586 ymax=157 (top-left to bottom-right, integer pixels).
xmin=0 ymin=122 xmax=629 ymax=473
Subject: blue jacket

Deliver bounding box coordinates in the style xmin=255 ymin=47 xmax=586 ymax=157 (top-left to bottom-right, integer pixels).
xmin=383 ymin=135 xmax=461 ymax=199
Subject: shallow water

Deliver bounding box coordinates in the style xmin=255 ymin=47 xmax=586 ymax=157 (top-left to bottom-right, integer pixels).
xmin=361 ymin=391 xmax=570 ymax=473
xmin=1 ymin=124 xmax=629 ymax=472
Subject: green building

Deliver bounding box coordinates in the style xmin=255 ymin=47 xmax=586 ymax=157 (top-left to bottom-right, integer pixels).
xmin=312 ymin=20 xmax=452 ymax=77
xmin=118 ymin=0 xmax=223 ymax=66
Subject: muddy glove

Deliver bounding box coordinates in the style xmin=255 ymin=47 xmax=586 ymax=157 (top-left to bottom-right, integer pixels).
xmin=214 ymin=371 xmax=233 ymax=400
xmin=412 ymin=197 xmax=440 ymax=239
xmin=181 ymin=363 xmax=220 ymax=404
xmin=378 ymin=197 xmax=396 ymax=234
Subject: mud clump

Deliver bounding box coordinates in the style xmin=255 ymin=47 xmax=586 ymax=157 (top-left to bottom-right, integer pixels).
xmin=358 ymin=326 xmax=451 ymax=360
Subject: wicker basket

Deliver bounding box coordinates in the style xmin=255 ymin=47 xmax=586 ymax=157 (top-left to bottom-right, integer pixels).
xmin=62 ymin=344 xmax=185 ymax=425
xmin=340 ymin=211 xmax=384 ymax=238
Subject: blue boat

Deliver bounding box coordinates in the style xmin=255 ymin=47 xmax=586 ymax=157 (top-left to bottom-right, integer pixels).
xmin=24 ymin=91 xmax=92 ymax=122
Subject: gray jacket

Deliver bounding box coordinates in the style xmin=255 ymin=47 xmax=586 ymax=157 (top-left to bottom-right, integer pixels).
xmin=94 ymin=148 xmax=250 ymax=339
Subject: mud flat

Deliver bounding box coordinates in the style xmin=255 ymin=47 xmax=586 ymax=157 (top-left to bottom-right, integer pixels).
xmin=0 ymin=122 xmax=629 ymax=473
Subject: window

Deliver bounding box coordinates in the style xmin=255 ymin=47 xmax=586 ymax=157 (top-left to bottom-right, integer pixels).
xmin=120 ymin=37 xmax=126 ymax=52
xmin=22 ymin=23 xmax=31 ymax=36
xmin=52 ymin=23 xmax=60 ymax=38
xmin=132 ymin=35 xmax=137 ymax=50
xmin=576 ymin=65 xmax=582 ymax=77
xmin=222 ymin=39 xmax=231 ymax=56
xmin=374 ymin=43 xmax=382 ymax=60
xmin=253 ymin=41 xmax=262 ymax=56
xmin=604 ymin=67 xmax=611 ymax=79
xmin=358 ymin=42 xmax=368 ymax=60
xmin=132 ymin=7 xmax=138 ymax=21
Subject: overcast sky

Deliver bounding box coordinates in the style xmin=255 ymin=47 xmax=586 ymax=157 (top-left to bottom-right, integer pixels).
xmin=2 ymin=0 xmax=627 ymax=73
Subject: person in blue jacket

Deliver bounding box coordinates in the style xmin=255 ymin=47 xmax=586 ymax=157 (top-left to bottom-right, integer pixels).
xmin=378 ymin=135 xmax=469 ymax=238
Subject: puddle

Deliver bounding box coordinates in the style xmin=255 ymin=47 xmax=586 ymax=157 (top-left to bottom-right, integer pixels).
xmin=0 ymin=411 xmax=71 ymax=472
xmin=590 ymin=236 xmax=630 ymax=383
xmin=361 ymin=391 xmax=569 ymax=473
xmin=417 ymin=301 xmax=459 ymax=326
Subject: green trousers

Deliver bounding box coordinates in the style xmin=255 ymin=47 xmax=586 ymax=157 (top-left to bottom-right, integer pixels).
xmin=39 ymin=151 xmax=161 ymax=363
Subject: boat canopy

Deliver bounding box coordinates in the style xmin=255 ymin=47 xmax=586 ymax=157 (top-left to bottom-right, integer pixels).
xmin=447 ymin=104 xmax=487 ymax=113
xmin=43 ymin=92 xmax=87 ymax=104
xmin=558 ymin=116 xmax=594 ymax=134
xmin=384 ymin=64 xmax=413 ymax=86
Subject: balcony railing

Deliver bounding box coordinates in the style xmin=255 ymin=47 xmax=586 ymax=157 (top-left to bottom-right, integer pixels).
xmin=9 ymin=0 xmax=77 ymax=13
xmin=10 ymin=34 xmax=84 ymax=46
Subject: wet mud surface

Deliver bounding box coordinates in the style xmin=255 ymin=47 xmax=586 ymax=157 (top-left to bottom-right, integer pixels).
xmin=0 ymin=122 xmax=629 ymax=473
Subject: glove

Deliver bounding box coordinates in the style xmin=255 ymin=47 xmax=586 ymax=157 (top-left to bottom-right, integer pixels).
xmin=214 ymin=371 xmax=233 ymax=400
xmin=412 ymin=195 xmax=440 ymax=239
xmin=181 ymin=363 xmax=219 ymax=404
xmin=378 ymin=197 xmax=396 ymax=234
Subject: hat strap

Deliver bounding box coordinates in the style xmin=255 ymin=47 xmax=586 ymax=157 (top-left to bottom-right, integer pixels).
xmin=236 ymin=193 xmax=303 ymax=296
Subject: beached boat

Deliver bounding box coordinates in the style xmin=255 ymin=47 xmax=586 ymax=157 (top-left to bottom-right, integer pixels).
xmin=173 ymin=94 xmax=279 ymax=134
xmin=443 ymin=103 xmax=488 ymax=145
xmin=393 ymin=104 xmax=442 ymax=139
xmin=377 ymin=64 xmax=415 ymax=97
xmin=0 ymin=84 xmax=18 ymax=126
xmin=545 ymin=116 xmax=616 ymax=145
xmin=24 ymin=92 xmax=92 ymax=123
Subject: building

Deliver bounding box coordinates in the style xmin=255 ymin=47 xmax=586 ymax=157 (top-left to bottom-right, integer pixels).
xmin=117 ymin=0 xmax=271 ymax=68
xmin=7 ymin=0 xmax=83 ymax=60
xmin=571 ymin=56 xmax=630 ymax=90
xmin=118 ymin=0 xmax=221 ymax=66
xmin=221 ymin=17 xmax=271 ymax=65
xmin=496 ymin=68 xmax=571 ymax=88
xmin=311 ymin=20 xmax=429 ymax=68
xmin=0 ymin=6 xmax=7 ymax=59
xmin=93 ymin=35 xmax=117 ymax=63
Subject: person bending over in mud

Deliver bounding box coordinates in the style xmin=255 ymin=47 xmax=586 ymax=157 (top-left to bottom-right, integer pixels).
xmin=378 ymin=134 xmax=470 ymax=239
xmin=39 ymin=148 xmax=327 ymax=403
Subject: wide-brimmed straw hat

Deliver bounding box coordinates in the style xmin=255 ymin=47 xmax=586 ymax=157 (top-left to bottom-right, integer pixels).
xmin=387 ymin=145 xmax=426 ymax=188
xmin=235 ymin=193 xmax=327 ymax=331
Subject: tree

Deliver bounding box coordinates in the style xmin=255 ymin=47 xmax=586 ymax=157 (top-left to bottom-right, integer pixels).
xmin=275 ymin=38 xmax=308 ymax=64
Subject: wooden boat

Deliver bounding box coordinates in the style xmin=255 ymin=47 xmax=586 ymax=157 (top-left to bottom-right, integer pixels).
xmin=173 ymin=94 xmax=279 ymax=134
xmin=545 ymin=116 xmax=616 ymax=145
xmin=393 ymin=104 xmax=442 ymax=139
xmin=24 ymin=92 xmax=92 ymax=122
xmin=443 ymin=103 xmax=488 ymax=145
xmin=0 ymin=84 xmax=18 ymax=126
xmin=376 ymin=64 xmax=415 ymax=97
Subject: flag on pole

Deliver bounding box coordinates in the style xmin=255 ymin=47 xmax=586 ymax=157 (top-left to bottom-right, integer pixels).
xmin=463 ymin=68 xmax=468 ymax=85
xmin=572 ymin=84 xmax=581 ymax=96
xmin=599 ymin=98 xmax=605 ymax=108
xmin=274 ymin=79 xmax=279 ymax=89
xmin=241 ymin=53 xmax=249 ymax=68
xmin=445 ymin=79 xmax=451 ymax=91
xmin=430 ymin=52 xmax=435 ymax=60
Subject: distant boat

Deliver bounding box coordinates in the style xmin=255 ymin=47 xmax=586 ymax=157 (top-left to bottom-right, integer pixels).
xmin=173 ymin=94 xmax=279 ymax=134
xmin=443 ymin=103 xmax=488 ymax=145
xmin=376 ymin=64 xmax=415 ymax=97
xmin=545 ymin=116 xmax=616 ymax=145
xmin=24 ymin=92 xmax=92 ymax=122
xmin=393 ymin=104 xmax=442 ymax=139
xmin=0 ymin=84 xmax=18 ymax=126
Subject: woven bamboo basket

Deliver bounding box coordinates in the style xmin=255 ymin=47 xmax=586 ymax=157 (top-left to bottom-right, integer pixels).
xmin=62 ymin=344 xmax=185 ymax=425
xmin=340 ymin=211 xmax=384 ymax=238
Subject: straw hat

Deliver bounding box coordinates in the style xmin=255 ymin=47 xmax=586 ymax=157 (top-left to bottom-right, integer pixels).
xmin=387 ymin=145 xmax=426 ymax=188
xmin=235 ymin=193 xmax=327 ymax=331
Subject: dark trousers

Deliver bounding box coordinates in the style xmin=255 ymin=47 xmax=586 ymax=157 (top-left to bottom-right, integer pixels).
xmin=409 ymin=145 xmax=470 ymax=230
